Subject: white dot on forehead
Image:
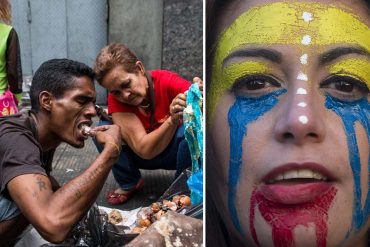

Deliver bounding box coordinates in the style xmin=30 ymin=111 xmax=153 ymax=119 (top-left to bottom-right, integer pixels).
xmin=302 ymin=12 xmax=313 ymax=22
xmin=297 ymin=88 xmax=307 ymax=94
xmin=301 ymin=35 xmax=311 ymax=45
xmin=298 ymin=102 xmax=307 ymax=107
xmin=300 ymin=54 xmax=308 ymax=65
xmin=297 ymin=72 xmax=308 ymax=81
xmin=299 ymin=115 xmax=309 ymax=124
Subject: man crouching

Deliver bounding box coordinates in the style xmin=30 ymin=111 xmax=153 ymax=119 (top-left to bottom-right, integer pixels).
xmin=0 ymin=59 xmax=121 ymax=246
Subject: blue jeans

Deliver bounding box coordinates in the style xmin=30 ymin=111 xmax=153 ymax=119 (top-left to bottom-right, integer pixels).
xmin=94 ymin=120 xmax=191 ymax=190
xmin=0 ymin=195 xmax=20 ymax=221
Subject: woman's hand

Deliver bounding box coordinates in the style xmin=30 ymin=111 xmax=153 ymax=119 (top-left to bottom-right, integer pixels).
xmin=169 ymin=93 xmax=187 ymax=125
xmin=193 ymin=77 xmax=203 ymax=94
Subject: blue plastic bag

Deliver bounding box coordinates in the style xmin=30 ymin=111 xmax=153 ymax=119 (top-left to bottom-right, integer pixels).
xmin=183 ymin=83 xmax=203 ymax=205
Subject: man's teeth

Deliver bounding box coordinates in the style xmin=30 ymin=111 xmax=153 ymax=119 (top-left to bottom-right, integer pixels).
xmin=268 ymin=169 xmax=327 ymax=183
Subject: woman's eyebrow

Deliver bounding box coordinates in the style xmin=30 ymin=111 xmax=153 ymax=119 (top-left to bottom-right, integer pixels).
xmin=222 ymin=48 xmax=282 ymax=68
xmin=319 ymin=46 xmax=370 ymax=65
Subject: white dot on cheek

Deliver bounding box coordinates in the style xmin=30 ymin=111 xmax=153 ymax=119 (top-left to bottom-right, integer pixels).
xmin=301 ymin=35 xmax=311 ymax=45
xmin=299 ymin=115 xmax=309 ymax=124
xmin=298 ymin=102 xmax=307 ymax=107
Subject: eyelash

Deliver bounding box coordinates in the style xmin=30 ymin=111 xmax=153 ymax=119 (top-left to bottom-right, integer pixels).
xmin=120 ymin=80 xmax=131 ymax=89
xmin=230 ymin=74 xmax=369 ymax=101
xmin=231 ymin=74 xmax=281 ymax=96
xmin=320 ymin=75 xmax=369 ymax=101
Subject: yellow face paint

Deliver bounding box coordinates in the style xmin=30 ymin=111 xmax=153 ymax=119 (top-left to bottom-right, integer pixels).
xmin=208 ymin=2 xmax=370 ymax=121
xmin=327 ymin=58 xmax=370 ymax=90
xmin=209 ymin=61 xmax=270 ymax=108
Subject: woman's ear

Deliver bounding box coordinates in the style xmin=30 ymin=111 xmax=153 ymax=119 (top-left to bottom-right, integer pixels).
xmin=39 ymin=91 xmax=53 ymax=112
xmin=135 ymin=61 xmax=145 ymax=74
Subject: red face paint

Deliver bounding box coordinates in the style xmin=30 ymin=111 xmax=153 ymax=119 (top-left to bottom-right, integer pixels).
xmin=250 ymin=186 xmax=337 ymax=247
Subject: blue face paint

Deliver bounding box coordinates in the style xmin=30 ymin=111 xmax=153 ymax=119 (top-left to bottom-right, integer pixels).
xmin=227 ymin=89 xmax=286 ymax=231
xmin=325 ymin=96 xmax=370 ymax=231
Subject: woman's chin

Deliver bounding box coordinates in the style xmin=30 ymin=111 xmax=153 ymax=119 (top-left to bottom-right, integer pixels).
xmin=242 ymin=184 xmax=360 ymax=247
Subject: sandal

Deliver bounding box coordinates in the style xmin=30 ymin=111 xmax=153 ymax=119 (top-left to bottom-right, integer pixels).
xmin=106 ymin=179 xmax=144 ymax=205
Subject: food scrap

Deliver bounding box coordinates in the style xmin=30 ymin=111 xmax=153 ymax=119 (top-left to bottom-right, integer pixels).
xmin=132 ymin=195 xmax=191 ymax=234
xmin=108 ymin=209 xmax=124 ymax=225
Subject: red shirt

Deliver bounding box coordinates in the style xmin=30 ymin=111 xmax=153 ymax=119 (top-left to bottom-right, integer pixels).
xmin=108 ymin=70 xmax=191 ymax=132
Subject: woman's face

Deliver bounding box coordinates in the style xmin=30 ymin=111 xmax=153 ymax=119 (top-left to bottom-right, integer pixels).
xmin=101 ymin=63 xmax=148 ymax=106
xmin=208 ymin=0 xmax=370 ymax=246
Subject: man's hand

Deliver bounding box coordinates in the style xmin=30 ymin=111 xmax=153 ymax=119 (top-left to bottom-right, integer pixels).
xmin=95 ymin=124 xmax=122 ymax=159
xmin=169 ymin=93 xmax=187 ymax=125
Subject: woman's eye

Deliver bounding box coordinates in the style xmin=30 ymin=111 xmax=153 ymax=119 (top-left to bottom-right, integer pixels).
xmin=120 ymin=80 xmax=131 ymax=89
xmin=321 ymin=76 xmax=369 ymax=101
xmin=334 ymin=81 xmax=354 ymax=92
xmin=231 ymin=75 xmax=281 ymax=96
xmin=244 ymin=80 xmax=266 ymax=90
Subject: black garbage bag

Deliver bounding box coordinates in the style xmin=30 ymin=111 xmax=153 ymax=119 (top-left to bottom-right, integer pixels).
xmin=40 ymin=203 xmax=135 ymax=247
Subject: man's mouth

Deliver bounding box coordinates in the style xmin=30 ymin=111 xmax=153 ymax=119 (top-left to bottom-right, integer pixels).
xmin=77 ymin=121 xmax=93 ymax=138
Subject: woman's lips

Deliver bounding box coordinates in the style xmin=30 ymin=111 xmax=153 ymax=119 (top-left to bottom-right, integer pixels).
xmin=259 ymin=183 xmax=333 ymax=204
xmin=259 ymin=162 xmax=336 ymax=204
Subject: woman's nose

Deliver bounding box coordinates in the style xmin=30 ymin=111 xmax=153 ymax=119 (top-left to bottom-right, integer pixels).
xmin=273 ymin=87 xmax=326 ymax=145
xmin=122 ymin=90 xmax=131 ymax=100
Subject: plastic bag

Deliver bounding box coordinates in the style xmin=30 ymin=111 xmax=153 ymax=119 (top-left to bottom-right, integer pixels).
xmin=183 ymin=83 xmax=203 ymax=205
xmin=40 ymin=204 xmax=134 ymax=247
xmin=158 ymin=169 xmax=202 ymax=219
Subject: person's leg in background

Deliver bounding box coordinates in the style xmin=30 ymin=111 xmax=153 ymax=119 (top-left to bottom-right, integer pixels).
xmin=92 ymin=120 xmax=143 ymax=205
xmin=135 ymin=124 xmax=191 ymax=178
xmin=174 ymin=124 xmax=192 ymax=178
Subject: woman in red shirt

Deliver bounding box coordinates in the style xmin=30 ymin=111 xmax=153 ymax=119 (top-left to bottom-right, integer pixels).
xmin=94 ymin=43 xmax=202 ymax=205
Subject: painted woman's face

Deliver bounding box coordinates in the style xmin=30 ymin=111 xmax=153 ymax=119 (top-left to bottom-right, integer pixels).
xmin=207 ymin=0 xmax=370 ymax=246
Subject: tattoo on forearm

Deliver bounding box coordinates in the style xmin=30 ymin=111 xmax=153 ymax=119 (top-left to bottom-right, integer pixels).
xmin=59 ymin=166 xmax=104 ymax=200
xmin=35 ymin=176 xmax=47 ymax=191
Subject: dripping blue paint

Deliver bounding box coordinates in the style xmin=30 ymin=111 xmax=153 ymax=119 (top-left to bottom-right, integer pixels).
xmin=325 ymin=96 xmax=370 ymax=231
xmin=227 ymin=89 xmax=286 ymax=231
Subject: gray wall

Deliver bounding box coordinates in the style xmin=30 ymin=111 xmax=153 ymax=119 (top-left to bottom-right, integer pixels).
xmin=11 ymin=0 xmax=108 ymax=104
xmin=108 ymin=0 xmax=163 ymax=71
xmin=162 ymin=0 xmax=203 ymax=81
xmin=109 ymin=0 xmax=203 ymax=82
xmin=12 ymin=0 xmax=203 ymax=105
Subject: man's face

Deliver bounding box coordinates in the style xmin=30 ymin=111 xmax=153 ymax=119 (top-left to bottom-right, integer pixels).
xmin=49 ymin=76 xmax=97 ymax=148
xmin=208 ymin=0 xmax=370 ymax=246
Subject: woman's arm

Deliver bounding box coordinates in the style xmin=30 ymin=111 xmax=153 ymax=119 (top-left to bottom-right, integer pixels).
xmin=6 ymin=28 xmax=23 ymax=103
xmin=113 ymin=111 xmax=178 ymax=159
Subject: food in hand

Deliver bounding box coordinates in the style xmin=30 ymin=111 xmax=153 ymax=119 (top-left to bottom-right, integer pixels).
xmin=81 ymin=125 xmax=96 ymax=136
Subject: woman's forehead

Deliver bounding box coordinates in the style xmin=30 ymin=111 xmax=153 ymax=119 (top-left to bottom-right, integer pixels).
xmin=215 ymin=2 xmax=370 ymax=61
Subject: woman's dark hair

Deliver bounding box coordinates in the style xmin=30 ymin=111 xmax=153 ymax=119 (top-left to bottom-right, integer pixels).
xmin=94 ymin=43 xmax=140 ymax=84
xmin=30 ymin=58 xmax=95 ymax=112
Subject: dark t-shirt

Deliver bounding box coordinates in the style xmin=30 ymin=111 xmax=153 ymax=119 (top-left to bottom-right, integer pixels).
xmin=0 ymin=111 xmax=54 ymax=198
